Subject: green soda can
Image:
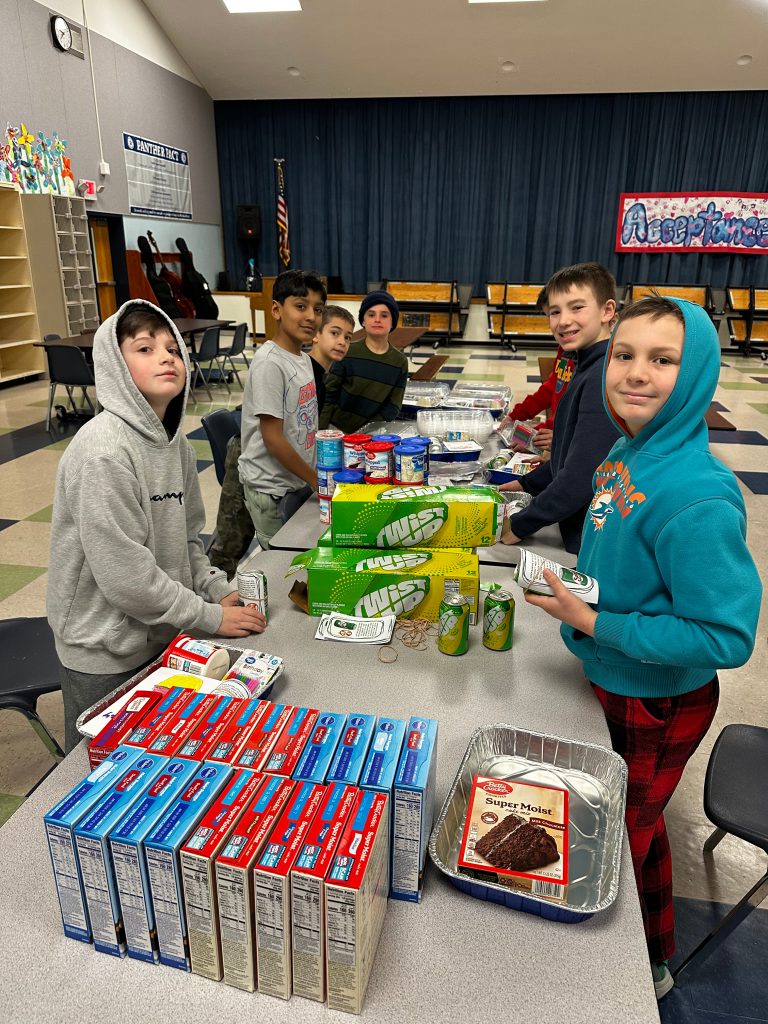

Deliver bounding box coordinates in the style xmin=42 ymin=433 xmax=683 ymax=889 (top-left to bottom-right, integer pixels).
xmin=438 ymin=593 xmax=470 ymax=656
xmin=482 ymin=589 xmax=515 ymax=651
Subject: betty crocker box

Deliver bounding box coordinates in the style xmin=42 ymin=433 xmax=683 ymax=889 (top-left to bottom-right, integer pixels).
xmin=326 ymin=714 xmax=377 ymax=786
xmin=204 ymin=698 xmax=271 ymax=765
xmin=175 ymin=695 xmax=245 ymax=761
xmin=330 ymin=483 xmax=504 ymax=549
xmin=391 ymin=717 xmax=438 ymax=903
xmin=231 ymin=702 xmax=295 ymax=771
xmin=146 ymin=693 xmax=222 ymax=758
xmin=88 ymin=690 xmax=164 ymax=769
xmin=290 ymin=783 xmax=358 ymax=1003
xmin=262 ymin=707 xmax=319 ymax=776
xmin=123 ymin=686 xmax=197 ymax=749
xmin=293 ymin=713 xmax=347 ymax=784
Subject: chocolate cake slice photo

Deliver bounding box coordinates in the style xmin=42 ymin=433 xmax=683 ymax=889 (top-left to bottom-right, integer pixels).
xmin=474 ymin=812 xmax=559 ymax=873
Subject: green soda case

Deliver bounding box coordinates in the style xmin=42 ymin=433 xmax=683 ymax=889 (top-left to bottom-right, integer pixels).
xmin=438 ymin=594 xmax=470 ymax=656
xmin=482 ymin=590 xmax=515 ymax=651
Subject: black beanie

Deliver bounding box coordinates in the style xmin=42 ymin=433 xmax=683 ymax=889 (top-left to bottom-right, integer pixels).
xmin=359 ymin=290 xmax=399 ymax=331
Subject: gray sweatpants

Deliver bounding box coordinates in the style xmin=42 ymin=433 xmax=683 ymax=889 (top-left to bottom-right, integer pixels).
xmin=60 ymin=662 xmax=151 ymax=754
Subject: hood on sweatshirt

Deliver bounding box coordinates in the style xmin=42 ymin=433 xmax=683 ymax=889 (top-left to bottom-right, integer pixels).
xmin=602 ymin=297 xmax=720 ymax=458
xmin=92 ymin=299 xmax=190 ymax=446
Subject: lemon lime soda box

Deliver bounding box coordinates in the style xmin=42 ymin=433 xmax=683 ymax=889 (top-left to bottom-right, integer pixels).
xmin=289 ymin=546 xmax=480 ymax=624
xmin=330 ymin=483 xmax=504 ymax=549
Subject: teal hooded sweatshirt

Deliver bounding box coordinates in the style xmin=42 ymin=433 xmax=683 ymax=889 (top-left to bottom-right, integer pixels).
xmin=561 ymin=298 xmax=761 ymax=698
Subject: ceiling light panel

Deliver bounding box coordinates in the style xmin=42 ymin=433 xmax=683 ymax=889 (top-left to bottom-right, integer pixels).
xmin=223 ymin=1 xmax=302 ymax=12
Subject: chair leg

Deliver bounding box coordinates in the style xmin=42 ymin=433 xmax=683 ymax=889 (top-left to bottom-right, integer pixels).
xmin=216 ymin=356 xmax=232 ymax=395
xmin=226 ymin=355 xmax=243 ymax=389
xmin=672 ymin=868 xmax=768 ymax=980
xmin=9 ymin=707 xmax=65 ymax=762
xmin=46 ymin=383 xmax=57 ymax=431
xmin=703 ymin=826 xmax=727 ymax=853
xmin=65 ymin=385 xmax=79 ymax=414
xmin=81 ymin=387 xmax=95 ymax=414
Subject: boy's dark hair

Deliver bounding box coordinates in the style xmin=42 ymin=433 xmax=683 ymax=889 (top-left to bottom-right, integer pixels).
xmin=544 ymin=262 xmax=616 ymax=307
xmin=617 ymin=293 xmax=686 ymax=327
xmin=321 ymin=304 xmax=355 ymax=329
xmin=536 ymin=286 xmax=548 ymax=313
xmin=117 ymin=307 xmax=173 ymax=345
xmin=272 ymin=270 xmax=327 ymax=305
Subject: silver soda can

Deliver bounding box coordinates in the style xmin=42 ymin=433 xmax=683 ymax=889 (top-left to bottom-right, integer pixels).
xmin=237 ymin=568 xmax=268 ymax=620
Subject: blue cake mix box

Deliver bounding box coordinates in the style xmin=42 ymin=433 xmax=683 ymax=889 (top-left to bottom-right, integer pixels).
xmin=73 ymin=753 xmax=170 ymax=956
xmin=326 ymin=714 xmax=377 ymax=786
xmin=44 ymin=745 xmax=143 ymax=943
xmin=144 ymin=762 xmax=233 ymax=970
xmin=359 ymin=718 xmax=407 ymax=795
xmin=391 ymin=717 xmax=439 ymax=902
xmin=292 ymin=712 xmax=348 ymax=783
xmin=107 ymin=757 xmax=200 ymax=962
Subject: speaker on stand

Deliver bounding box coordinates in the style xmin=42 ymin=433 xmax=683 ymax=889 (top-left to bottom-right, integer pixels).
xmin=236 ymin=204 xmax=262 ymax=290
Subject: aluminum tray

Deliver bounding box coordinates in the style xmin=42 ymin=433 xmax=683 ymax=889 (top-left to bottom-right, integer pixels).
xmin=75 ymin=641 xmax=276 ymax=739
xmin=428 ymin=724 xmax=627 ymax=924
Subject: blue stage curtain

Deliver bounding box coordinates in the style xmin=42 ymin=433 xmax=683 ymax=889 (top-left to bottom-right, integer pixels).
xmin=215 ymin=92 xmax=768 ymax=295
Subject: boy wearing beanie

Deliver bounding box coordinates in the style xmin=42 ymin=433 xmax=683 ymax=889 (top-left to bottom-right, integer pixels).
xmin=319 ymin=290 xmax=408 ymax=433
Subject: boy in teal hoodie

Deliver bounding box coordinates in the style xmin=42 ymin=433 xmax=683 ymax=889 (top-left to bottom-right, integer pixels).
xmin=524 ymin=296 xmax=761 ymax=999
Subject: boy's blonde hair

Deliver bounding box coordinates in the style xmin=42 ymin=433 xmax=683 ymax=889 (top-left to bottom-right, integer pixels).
xmin=321 ymin=304 xmax=355 ymax=330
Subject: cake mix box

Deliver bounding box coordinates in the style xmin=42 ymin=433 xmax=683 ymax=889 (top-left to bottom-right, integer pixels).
xmin=327 ymin=714 xmax=377 ymax=786
xmin=391 ymin=717 xmax=438 ymax=902
xmin=457 ymin=775 xmax=569 ymax=901
xmin=204 ymin=698 xmax=271 ymax=765
xmin=325 ymin=791 xmax=390 ymax=1015
xmin=123 ymin=686 xmax=197 ymax=748
xmin=360 ymin=718 xmax=407 ymax=796
xmin=146 ymin=693 xmax=222 ymax=758
xmin=180 ymin=768 xmax=267 ymax=980
xmin=289 ymin=546 xmax=480 ymax=623
xmin=88 ymin=690 xmax=164 ymax=769
xmin=73 ymin=753 xmax=169 ymax=956
xmin=262 ymin=706 xmax=319 ymax=776
xmin=290 ymin=782 xmax=358 ymax=1003
xmin=253 ymin=780 xmax=326 ymax=999
xmin=176 ymin=695 xmax=245 ymax=761
xmin=144 ymin=762 xmax=233 ymax=970
xmin=232 ymin=702 xmax=295 ymax=770
xmin=330 ymin=483 xmax=504 ymax=549
xmin=108 ymin=758 xmax=200 ymax=962
xmin=215 ymin=776 xmax=295 ymax=992
xmin=293 ymin=712 xmax=348 ymax=783
xmin=44 ymin=745 xmax=143 ymax=943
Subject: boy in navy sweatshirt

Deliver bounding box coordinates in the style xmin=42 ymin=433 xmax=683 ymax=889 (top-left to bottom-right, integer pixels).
xmin=525 ymin=296 xmax=761 ymax=999
xmin=500 ymin=263 xmax=621 ymax=553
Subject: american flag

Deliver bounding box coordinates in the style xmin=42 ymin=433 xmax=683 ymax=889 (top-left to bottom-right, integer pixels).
xmin=276 ymin=160 xmax=291 ymax=268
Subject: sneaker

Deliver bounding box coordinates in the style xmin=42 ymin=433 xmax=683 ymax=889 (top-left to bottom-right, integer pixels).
xmin=651 ymin=960 xmax=674 ymax=1000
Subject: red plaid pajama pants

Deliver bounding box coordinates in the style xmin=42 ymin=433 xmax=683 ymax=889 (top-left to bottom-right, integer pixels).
xmin=592 ymin=676 xmax=719 ymax=963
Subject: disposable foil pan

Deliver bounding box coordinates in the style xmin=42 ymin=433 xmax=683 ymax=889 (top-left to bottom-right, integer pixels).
xmin=75 ymin=640 xmax=274 ymax=739
xmin=428 ymin=724 xmax=628 ymax=924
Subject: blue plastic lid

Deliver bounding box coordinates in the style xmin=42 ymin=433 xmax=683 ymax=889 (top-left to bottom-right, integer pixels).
xmin=394 ymin=443 xmax=423 ymax=454
xmin=333 ymin=469 xmax=365 ymax=483
xmin=407 ymin=436 xmax=432 ymax=449
xmin=371 ymin=433 xmax=401 ymax=444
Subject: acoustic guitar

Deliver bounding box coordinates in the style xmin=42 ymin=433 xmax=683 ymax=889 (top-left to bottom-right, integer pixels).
xmin=147 ymin=230 xmax=195 ymax=318
xmin=137 ymin=235 xmax=182 ymax=319
xmin=176 ymin=237 xmax=219 ymax=319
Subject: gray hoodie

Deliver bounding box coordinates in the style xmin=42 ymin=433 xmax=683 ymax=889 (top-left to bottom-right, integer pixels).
xmin=47 ymin=300 xmax=235 ymax=674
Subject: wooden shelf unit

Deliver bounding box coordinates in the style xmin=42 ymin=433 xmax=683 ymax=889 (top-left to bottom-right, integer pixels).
xmin=0 ymin=184 xmax=44 ymax=384
xmin=21 ymin=193 xmax=99 ymax=338
xmin=486 ymin=282 xmax=553 ymax=349
xmin=384 ymin=280 xmax=464 ymax=346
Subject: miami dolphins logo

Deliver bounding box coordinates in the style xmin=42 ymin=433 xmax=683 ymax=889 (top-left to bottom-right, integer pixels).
xmin=589 ymin=488 xmax=615 ymax=530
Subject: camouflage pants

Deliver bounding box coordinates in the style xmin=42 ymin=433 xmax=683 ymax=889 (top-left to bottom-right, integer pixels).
xmin=208 ymin=435 xmax=255 ymax=579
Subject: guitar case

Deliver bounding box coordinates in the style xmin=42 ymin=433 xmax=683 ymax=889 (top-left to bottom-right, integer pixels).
xmin=176 ymin=237 xmax=219 ymax=318
xmin=147 ymin=230 xmax=195 ymax=318
xmin=137 ymin=236 xmax=182 ymax=319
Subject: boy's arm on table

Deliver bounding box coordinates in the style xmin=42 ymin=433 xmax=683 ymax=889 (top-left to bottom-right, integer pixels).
xmin=260 ymin=415 xmax=317 ymax=489
xmin=318 ymin=361 xmax=344 ymax=430
xmin=181 ymin=441 xmax=237 ymax=602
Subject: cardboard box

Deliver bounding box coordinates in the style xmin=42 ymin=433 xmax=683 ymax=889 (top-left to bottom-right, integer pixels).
xmin=325 ymin=791 xmax=390 ymax=1014
xmin=144 ymin=762 xmax=233 ymax=970
xmin=291 ymin=783 xmax=358 ymax=1003
xmin=180 ymin=768 xmax=267 ymax=979
xmin=74 ymin=753 xmax=169 ymax=956
xmin=262 ymin=707 xmax=319 ymax=776
xmin=232 ymin=702 xmax=295 ymax=771
xmin=360 ymin=718 xmax=407 ymax=796
xmin=123 ymin=686 xmax=196 ymax=748
xmin=146 ymin=693 xmax=222 ymax=758
xmin=88 ymin=690 xmax=164 ymax=769
xmin=215 ymin=776 xmax=295 ymax=992
xmin=204 ymin=698 xmax=271 ymax=765
xmin=391 ymin=717 xmax=439 ymax=902
xmin=327 ymin=714 xmax=377 ymax=786
xmin=290 ymin=546 xmax=480 ymax=623
xmin=44 ymin=745 xmax=143 ymax=943
xmin=253 ymin=781 xmax=326 ymax=999
xmin=330 ymin=483 xmax=504 ymax=549
xmin=293 ymin=713 xmax=348 ymax=783
xmin=108 ymin=758 xmax=200 ymax=961
xmin=176 ymin=695 xmax=245 ymax=761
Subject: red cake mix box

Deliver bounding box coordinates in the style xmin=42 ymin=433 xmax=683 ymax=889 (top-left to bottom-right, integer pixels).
xmin=88 ymin=690 xmax=164 ymax=768
xmin=124 ymin=687 xmax=197 ymax=748
xmin=261 ymin=707 xmax=319 ymax=776
xmin=231 ymin=702 xmax=295 ymax=771
xmin=204 ymin=699 xmax=271 ymax=765
xmin=176 ymin=695 xmax=245 ymax=761
xmin=146 ymin=693 xmax=222 ymax=758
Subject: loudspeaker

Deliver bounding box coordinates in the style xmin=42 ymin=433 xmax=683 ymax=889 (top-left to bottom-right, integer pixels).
xmin=237 ymin=204 xmax=262 ymax=242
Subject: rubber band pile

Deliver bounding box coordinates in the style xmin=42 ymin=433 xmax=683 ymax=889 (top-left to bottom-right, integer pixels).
xmin=378 ymin=618 xmax=438 ymax=662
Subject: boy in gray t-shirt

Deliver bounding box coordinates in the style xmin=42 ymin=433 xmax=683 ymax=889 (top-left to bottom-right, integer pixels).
xmin=239 ymin=270 xmax=327 ymax=548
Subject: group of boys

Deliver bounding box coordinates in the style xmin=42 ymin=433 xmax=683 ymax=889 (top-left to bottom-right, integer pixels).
xmin=46 ymin=260 xmax=761 ymax=1002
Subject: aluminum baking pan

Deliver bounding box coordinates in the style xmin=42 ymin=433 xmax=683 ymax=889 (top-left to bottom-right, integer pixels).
xmin=75 ymin=640 xmax=277 ymax=738
xmin=428 ymin=724 xmax=628 ymax=924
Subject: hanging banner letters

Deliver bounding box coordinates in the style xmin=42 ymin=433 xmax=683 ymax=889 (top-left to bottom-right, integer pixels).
xmin=616 ymin=193 xmax=768 ymax=254
xmin=123 ymin=132 xmax=192 ymax=220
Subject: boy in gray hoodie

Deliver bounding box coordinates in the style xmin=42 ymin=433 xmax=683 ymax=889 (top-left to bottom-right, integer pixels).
xmin=47 ymin=301 xmax=265 ymax=752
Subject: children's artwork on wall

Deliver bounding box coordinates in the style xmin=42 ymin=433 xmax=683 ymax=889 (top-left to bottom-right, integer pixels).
xmin=1 ymin=121 xmax=76 ymax=196
xmin=616 ymin=192 xmax=768 ymax=254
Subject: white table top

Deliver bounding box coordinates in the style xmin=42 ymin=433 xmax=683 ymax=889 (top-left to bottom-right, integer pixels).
xmin=0 ymin=551 xmax=657 ymax=1023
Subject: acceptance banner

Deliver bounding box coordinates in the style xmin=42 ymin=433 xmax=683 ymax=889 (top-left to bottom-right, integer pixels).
xmin=616 ymin=193 xmax=768 ymax=254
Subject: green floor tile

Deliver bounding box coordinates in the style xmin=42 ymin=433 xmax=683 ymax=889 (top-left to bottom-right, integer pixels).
xmin=747 ymin=403 xmax=768 ymax=414
xmin=188 ymin=438 xmax=213 ymax=459
xmin=46 ymin=438 xmax=72 ymax=451
xmin=0 ymin=794 xmax=25 ymax=827
xmin=450 ymin=372 xmax=507 ymax=382
xmin=0 ymin=565 xmax=47 ymax=602
xmin=25 ymin=505 xmax=53 ymax=523
xmin=0 ymin=426 xmax=13 ymax=436
xmin=717 ymin=381 xmax=768 ymax=390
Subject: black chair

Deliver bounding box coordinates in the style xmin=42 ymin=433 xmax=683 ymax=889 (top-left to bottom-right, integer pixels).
xmin=673 ymin=724 xmax=768 ymax=981
xmin=0 ymin=617 xmax=65 ymax=761
xmin=278 ymin=485 xmax=313 ymax=524
xmin=189 ymin=326 xmax=228 ymax=402
xmin=218 ymin=323 xmax=250 ymax=389
xmin=44 ymin=344 xmax=97 ymax=431
xmin=201 ymin=408 xmax=241 ymax=487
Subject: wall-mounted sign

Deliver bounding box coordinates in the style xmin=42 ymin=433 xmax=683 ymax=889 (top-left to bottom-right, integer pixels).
xmin=123 ymin=131 xmax=192 ymax=220
xmin=616 ymin=193 xmax=768 ymax=254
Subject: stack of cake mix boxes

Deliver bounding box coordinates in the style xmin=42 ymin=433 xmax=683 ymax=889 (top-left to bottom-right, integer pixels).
xmin=46 ymin=669 xmax=439 ymax=1014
